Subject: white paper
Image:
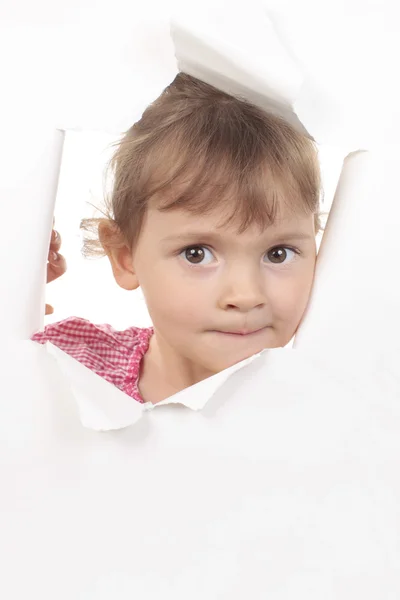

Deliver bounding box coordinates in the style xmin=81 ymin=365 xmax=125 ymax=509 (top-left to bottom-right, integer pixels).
xmin=25 ymin=0 xmax=396 ymax=148
xmin=170 ymin=0 xmax=400 ymax=148
xmin=294 ymin=148 xmax=400 ymax=371
xmin=46 ymin=342 xmax=144 ymax=431
xmin=1 ymin=340 xmax=400 ymax=598
xmin=0 ymin=127 xmax=64 ymax=340
xmin=55 ymin=6 xmax=179 ymax=135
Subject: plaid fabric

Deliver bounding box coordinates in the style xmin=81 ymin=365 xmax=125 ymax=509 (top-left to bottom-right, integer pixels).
xmin=31 ymin=317 xmax=154 ymax=404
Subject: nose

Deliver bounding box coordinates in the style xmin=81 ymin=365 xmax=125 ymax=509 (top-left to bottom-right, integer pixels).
xmin=217 ymin=265 xmax=266 ymax=312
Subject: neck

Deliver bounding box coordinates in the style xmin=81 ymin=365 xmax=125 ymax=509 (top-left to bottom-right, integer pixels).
xmin=139 ymin=331 xmax=214 ymax=404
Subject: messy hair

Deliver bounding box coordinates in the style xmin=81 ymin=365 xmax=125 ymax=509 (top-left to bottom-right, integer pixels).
xmin=81 ymin=73 xmax=324 ymax=257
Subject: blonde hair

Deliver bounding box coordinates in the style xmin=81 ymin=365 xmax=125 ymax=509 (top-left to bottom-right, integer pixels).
xmin=81 ymin=73 xmax=324 ymax=257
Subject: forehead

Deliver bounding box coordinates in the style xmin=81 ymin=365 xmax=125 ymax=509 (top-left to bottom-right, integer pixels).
xmin=144 ymin=205 xmax=315 ymax=245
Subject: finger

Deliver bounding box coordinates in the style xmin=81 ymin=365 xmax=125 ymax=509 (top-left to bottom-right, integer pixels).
xmin=45 ymin=303 xmax=54 ymax=315
xmin=49 ymin=230 xmax=62 ymax=254
xmin=47 ymin=252 xmax=67 ymax=284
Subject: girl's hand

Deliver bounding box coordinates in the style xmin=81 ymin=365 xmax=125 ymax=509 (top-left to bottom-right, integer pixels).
xmin=46 ymin=223 xmax=67 ymax=316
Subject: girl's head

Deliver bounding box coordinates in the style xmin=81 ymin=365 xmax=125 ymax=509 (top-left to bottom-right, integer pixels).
xmin=82 ymin=73 xmax=322 ymax=382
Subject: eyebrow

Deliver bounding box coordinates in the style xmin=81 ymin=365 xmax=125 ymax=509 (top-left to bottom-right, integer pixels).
xmin=161 ymin=231 xmax=314 ymax=244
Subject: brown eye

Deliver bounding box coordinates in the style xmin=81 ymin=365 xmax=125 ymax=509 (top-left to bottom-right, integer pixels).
xmin=184 ymin=247 xmax=206 ymax=264
xmin=267 ymin=247 xmax=288 ymax=264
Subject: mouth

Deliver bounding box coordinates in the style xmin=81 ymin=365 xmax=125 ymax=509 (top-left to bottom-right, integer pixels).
xmin=213 ymin=326 xmax=268 ymax=337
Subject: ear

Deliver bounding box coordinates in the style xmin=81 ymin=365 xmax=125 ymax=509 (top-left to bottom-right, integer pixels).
xmin=98 ymin=220 xmax=139 ymax=291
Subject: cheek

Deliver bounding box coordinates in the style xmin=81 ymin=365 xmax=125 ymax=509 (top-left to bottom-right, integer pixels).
xmin=139 ymin=268 xmax=209 ymax=327
xmin=272 ymin=266 xmax=315 ymax=323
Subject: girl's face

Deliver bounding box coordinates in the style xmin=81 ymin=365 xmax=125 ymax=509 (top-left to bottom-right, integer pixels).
xmin=113 ymin=203 xmax=317 ymax=391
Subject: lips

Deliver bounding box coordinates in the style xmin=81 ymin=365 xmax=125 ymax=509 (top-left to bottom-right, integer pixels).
xmin=215 ymin=327 xmax=267 ymax=336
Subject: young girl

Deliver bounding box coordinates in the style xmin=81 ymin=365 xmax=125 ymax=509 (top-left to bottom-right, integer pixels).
xmin=33 ymin=73 xmax=322 ymax=405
